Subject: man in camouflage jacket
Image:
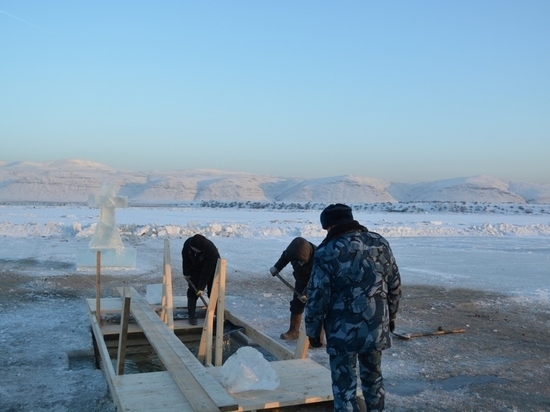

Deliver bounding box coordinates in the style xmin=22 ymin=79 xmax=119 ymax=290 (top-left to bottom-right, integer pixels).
xmin=305 ymin=204 xmax=401 ymax=412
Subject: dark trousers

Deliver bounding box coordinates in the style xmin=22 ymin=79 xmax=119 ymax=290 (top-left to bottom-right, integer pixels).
xmin=289 ymin=278 xmax=308 ymax=314
xmin=329 ymin=350 xmax=384 ymax=412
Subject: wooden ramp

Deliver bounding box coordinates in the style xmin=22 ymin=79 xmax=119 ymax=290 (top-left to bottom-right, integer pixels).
xmin=88 ymin=293 xmax=333 ymax=411
xmin=101 ymin=358 xmax=331 ymax=412
xmin=88 ymin=244 xmax=333 ymax=411
xmin=89 ymin=286 xmax=238 ymax=411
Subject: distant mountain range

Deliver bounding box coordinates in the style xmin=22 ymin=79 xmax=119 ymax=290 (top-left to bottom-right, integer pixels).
xmin=1 ymin=159 xmax=549 ymax=204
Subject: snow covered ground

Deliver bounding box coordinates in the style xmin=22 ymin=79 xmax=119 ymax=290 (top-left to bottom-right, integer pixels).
xmin=1 ymin=203 xmax=549 ymax=299
xmin=1 ymin=203 xmax=549 ymax=411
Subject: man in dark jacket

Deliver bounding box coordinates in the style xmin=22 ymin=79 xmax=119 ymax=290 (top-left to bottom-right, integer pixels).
xmin=181 ymin=234 xmax=220 ymax=325
xmin=269 ymin=237 xmax=316 ymax=340
xmin=305 ymin=204 xmax=401 ymax=412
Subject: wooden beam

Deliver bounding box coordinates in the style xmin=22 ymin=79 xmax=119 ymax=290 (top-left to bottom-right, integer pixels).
xmin=293 ymin=318 xmax=309 ymax=359
xmin=87 ymin=304 xmax=123 ymax=411
xmin=215 ymin=259 xmax=226 ymax=366
xmin=118 ymin=287 xmax=237 ymax=412
xmin=223 ymin=310 xmax=295 ymax=361
xmin=161 ymin=239 xmax=174 ymax=330
xmin=197 ymin=258 xmax=224 ymax=365
xmin=96 ymin=251 xmax=101 ymax=324
xmin=116 ymin=287 xmax=131 ymax=375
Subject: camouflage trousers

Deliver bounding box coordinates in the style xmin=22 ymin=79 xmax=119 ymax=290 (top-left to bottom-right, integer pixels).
xmin=329 ymin=350 xmax=385 ymax=412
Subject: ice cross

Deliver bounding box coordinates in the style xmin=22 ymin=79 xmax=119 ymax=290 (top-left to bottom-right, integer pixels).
xmin=88 ymin=183 xmax=127 ymax=249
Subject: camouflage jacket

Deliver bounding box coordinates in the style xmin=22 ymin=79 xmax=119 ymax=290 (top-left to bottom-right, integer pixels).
xmin=305 ymin=220 xmax=401 ymax=355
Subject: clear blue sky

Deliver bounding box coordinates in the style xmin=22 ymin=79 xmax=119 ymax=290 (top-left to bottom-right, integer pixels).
xmin=1 ymin=1 xmax=549 ymax=183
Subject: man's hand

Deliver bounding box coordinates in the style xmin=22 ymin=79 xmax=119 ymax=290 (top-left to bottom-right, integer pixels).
xmin=308 ymin=336 xmax=323 ymax=348
xmin=269 ymin=266 xmax=279 ymax=277
xmin=196 ymin=290 xmax=203 ymax=297
xmin=390 ymin=319 xmax=396 ymax=333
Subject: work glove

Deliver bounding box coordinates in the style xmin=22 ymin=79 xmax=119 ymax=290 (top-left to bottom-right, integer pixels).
xmin=308 ymin=336 xmax=323 ymax=348
xmin=390 ymin=319 xmax=396 ymax=333
xmin=269 ymin=266 xmax=279 ymax=277
xmin=196 ymin=290 xmax=203 ymax=297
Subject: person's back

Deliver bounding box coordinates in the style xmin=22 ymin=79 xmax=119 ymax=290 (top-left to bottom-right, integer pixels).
xmin=270 ymin=236 xmax=316 ymax=340
xmin=182 ymin=234 xmax=220 ymax=325
xmin=305 ymin=203 xmax=401 ymax=412
xmin=309 ymin=228 xmax=400 ymax=355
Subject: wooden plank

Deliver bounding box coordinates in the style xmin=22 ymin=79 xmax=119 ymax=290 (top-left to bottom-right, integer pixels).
xmin=197 ymin=259 xmax=223 ymax=365
xmin=207 ymin=359 xmax=333 ymax=411
xmin=116 ymin=287 xmax=131 ymax=375
xmin=215 ymin=259 xmax=226 ymax=366
xmin=88 ymin=306 xmax=123 ymax=411
xmin=119 ymin=287 xmax=237 ymax=412
xmin=100 ymin=321 xmax=203 ymax=337
xmin=113 ymin=372 xmax=192 ymax=411
xmin=224 ymin=311 xmax=295 ymax=361
xmin=121 ymin=286 xmax=218 ymax=412
xmin=96 ymin=251 xmax=101 ymax=324
xmin=88 ymin=296 xmax=199 ymax=314
xmin=161 ymin=239 xmax=174 ymax=330
xmin=293 ymin=318 xmax=309 ymax=359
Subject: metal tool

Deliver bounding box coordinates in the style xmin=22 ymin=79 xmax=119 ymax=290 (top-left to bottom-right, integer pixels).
xmin=272 ymin=272 xmax=307 ymax=303
xmin=184 ymin=276 xmax=209 ymax=307
xmin=392 ymin=328 xmax=466 ymax=340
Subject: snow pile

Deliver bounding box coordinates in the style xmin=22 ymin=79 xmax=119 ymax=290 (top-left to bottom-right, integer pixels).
xmin=220 ymin=347 xmax=280 ymax=393
xmin=1 ymin=204 xmax=550 ymax=240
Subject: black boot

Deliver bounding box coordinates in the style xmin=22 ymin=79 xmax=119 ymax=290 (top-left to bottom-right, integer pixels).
xmin=188 ymin=299 xmax=197 ymax=325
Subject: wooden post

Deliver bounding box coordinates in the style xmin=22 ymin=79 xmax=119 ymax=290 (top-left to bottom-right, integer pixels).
xmin=116 ymin=286 xmax=131 ymax=375
xmin=161 ymin=239 xmax=174 ymax=330
xmin=214 ymin=258 xmax=226 ymax=366
xmin=197 ymin=258 xmax=223 ymax=365
xmin=95 ymin=251 xmax=101 ymax=324
xmin=294 ymin=318 xmax=309 ymax=359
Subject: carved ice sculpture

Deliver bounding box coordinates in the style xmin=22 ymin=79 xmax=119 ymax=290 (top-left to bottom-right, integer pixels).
xmin=76 ymin=183 xmax=136 ymax=269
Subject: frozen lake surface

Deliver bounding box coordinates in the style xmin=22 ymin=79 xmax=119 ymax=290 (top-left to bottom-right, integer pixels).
xmin=0 ymin=204 xmax=548 ymax=304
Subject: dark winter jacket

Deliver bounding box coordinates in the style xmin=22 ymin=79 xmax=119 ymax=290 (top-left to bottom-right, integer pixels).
xmin=181 ymin=234 xmax=220 ymax=292
xmin=273 ymin=237 xmax=316 ymax=286
xmin=305 ymin=220 xmax=401 ymax=355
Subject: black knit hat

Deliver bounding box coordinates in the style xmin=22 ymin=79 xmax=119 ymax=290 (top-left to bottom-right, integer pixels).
xmin=320 ymin=203 xmax=354 ymax=229
xmin=189 ymin=234 xmax=208 ymax=251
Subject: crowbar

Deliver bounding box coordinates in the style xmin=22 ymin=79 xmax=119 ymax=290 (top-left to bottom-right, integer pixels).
xmin=272 ymin=272 xmax=307 ymax=303
xmin=184 ymin=276 xmax=209 ymax=307
xmin=392 ymin=328 xmax=466 ymax=340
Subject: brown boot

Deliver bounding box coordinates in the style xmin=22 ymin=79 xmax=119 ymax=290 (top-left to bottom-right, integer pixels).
xmin=280 ymin=313 xmax=302 ymax=340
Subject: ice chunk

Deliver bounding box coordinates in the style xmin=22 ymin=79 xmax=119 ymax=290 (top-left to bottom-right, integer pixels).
xmin=220 ymin=346 xmax=280 ymax=393
xmin=146 ymin=284 xmax=163 ymax=305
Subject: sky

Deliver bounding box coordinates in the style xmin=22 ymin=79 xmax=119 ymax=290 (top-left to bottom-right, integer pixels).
xmin=1 ymin=1 xmax=549 ymax=184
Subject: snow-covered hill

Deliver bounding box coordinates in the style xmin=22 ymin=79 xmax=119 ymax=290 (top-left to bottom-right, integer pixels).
xmin=1 ymin=159 xmax=549 ymax=204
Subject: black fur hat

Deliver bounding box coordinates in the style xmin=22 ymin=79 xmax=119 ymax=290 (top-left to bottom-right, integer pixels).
xmin=320 ymin=203 xmax=354 ymax=229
